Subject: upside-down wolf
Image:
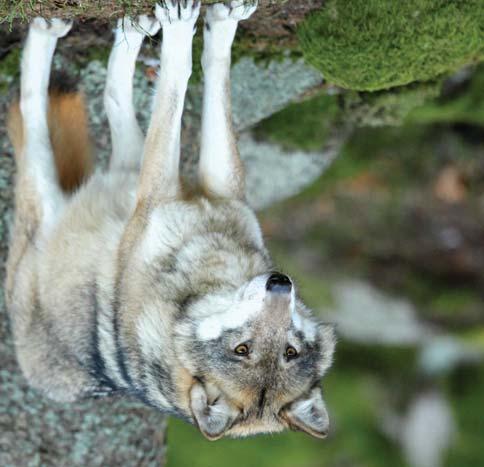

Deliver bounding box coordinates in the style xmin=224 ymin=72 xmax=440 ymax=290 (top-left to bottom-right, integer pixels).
xmin=5 ymin=0 xmax=336 ymax=440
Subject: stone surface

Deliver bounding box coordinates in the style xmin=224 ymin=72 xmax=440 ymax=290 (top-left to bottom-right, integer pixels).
xmin=328 ymin=280 xmax=431 ymax=345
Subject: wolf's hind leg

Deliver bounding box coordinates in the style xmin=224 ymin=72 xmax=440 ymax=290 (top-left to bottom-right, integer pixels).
xmin=105 ymin=16 xmax=160 ymax=172
xmin=18 ymin=18 xmax=72 ymax=228
xmin=137 ymin=1 xmax=199 ymax=204
xmin=198 ymin=1 xmax=257 ymax=200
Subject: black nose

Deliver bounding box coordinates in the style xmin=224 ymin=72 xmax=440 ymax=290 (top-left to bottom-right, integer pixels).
xmin=266 ymin=273 xmax=292 ymax=293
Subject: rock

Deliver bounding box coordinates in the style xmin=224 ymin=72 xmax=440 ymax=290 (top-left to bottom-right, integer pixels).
xmin=328 ymin=280 xmax=431 ymax=345
xmin=419 ymin=335 xmax=483 ymax=376
xmin=401 ymin=391 xmax=455 ymax=467
xmin=230 ymin=57 xmax=324 ymax=131
xmin=240 ymin=133 xmax=337 ymax=210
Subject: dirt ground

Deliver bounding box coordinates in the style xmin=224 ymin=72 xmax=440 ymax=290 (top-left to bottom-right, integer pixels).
xmin=0 ymin=0 xmax=324 ymax=70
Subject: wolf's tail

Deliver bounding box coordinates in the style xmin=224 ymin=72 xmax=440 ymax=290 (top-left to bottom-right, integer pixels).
xmin=7 ymin=87 xmax=94 ymax=193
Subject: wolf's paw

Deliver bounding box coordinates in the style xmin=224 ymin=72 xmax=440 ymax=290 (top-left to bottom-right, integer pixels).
xmin=155 ymin=0 xmax=200 ymax=28
xmin=31 ymin=18 xmax=73 ymax=38
xmin=206 ymin=0 xmax=258 ymax=24
xmin=119 ymin=15 xmax=161 ymax=37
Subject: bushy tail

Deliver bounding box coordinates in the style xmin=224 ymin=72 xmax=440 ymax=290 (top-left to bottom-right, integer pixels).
xmin=7 ymin=90 xmax=94 ymax=193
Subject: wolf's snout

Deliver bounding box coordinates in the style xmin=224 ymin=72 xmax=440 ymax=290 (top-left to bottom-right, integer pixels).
xmin=266 ymin=273 xmax=292 ymax=293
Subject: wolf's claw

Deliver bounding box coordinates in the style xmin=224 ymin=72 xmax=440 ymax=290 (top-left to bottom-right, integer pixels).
xmin=206 ymin=0 xmax=258 ymax=24
xmin=119 ymin=15 xmax=161 ymax=37
xmin=155 ymin=0 xmax=200 ymax=25
xmin=30 ymin=18 xmax=73 ymax=38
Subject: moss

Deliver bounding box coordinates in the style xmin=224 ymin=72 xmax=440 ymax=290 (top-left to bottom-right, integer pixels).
xmin=0 ymin=46 xmax=21 ymax=92
xmin=446 ymin=363 xmax=484 ymax=465
xmin=428 ymin=289 xmax=482 ymax=318
xmin=254 ymin=93 xmax=340 ymax=152
xmin=343 ymin=81 xmax=442 ymax=127
xmin=398 ymin=272 xmax=483 ymax=324
xmin=82 ymin=46 xmax=111 ymax=66
xmin=408 ymin=64 xmax=484 ymax=126
xmin=298 ymin=0 xmax=484 ymax=91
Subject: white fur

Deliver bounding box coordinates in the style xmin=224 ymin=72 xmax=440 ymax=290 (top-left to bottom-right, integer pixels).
xmin=198 ymin=2 xmax=255 ymax=198
xmin=104 ymin=16 xmax=160 ymax=172
xmin=287 ymin=387 xmax=329 ymax=434
xmin=139 ymin=202 xmax=199 ymax=263
xmin=138 ymin=1 xmax=200 ymax=202
xmin=137 ymin=303 xmax=172 ymax=359
xmin=196 ymin=297 xmax=263 ymax=341
xmin=20 ymin=19 xmax=72 ymax=231
xmin=139 ymin=199 xmax=265 ymax=264
xmin=291 ymin=310 xmax=318 ymax=341
xmin=196 ymin=274 xmax=268 ymax=341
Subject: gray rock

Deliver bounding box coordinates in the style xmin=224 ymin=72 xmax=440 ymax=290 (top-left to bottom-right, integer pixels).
xmin=328 ymin=280 xmax=431 ymax=345
xmin=231 ymin=57 xmax=324 ymax=131
xmin=401 ymin=391 xmax=455 ymax=467
xmin=240 ymin=133 xmax=338 ymax=210
xmin=419 ymin=336 xmax=483 ymax=375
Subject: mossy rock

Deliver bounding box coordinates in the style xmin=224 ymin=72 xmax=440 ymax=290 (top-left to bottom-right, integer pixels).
xmin=343 ymin=81 xmax=442 ymax=127
xmin=254 ymin=93 xmax=340 ymax=152
xmin=298 ymin=0 xmax=484 ymax=91
xmin=408 ymin=64 xmax=484 ymax=126
xmin=0 ymin=46 xmax=20 ymax=92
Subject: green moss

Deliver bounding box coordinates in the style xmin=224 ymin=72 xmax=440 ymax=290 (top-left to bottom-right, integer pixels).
xmin=408 ymin=64 xmax=484 ymax=126
xmin=398 ymin=272 xmax=483 ymax=323
xmin=82 ymin=46 xmax=111 ymax=66
xmin=0 ymin=46 xmax=21 ymax=92
xmin=254 ymin=93 xmax=340 ymax=152
xmin=429 ymin=289 xmax=482 ymax=318
xmin=446 ymin=363 xmax=484 ymax=465
xmin=343 ymin=81 xmax=442 ymax=127
xmin=298 ymin=0 xmax=484 ymax=91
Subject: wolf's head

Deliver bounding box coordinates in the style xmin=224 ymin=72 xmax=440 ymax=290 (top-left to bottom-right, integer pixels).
xmin=173 ymin=272 xmax=336 ymax=440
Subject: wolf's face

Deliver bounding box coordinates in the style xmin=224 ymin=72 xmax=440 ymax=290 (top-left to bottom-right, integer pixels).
xmin=174 ymin=273 xmax=336 ymax=440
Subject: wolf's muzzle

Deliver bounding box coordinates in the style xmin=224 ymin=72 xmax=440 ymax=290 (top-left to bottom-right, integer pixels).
xmin=266 ymin=273 xmax=292 ymax=293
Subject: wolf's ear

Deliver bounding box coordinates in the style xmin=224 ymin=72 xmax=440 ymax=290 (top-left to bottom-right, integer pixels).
xmin=189 ymin=382 xmax=239 ymax=441
xmin=281 ymin=387 xmax=330 ymax=439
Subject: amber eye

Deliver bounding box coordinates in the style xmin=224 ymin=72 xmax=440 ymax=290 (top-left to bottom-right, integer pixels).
xmin=234 ymin=344 xmax=249 ymax=356
xmin=285 ymin=346 xmax=298 ymax=360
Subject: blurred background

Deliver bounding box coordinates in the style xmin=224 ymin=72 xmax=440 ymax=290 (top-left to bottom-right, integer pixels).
xmin=1 ymin=1 xmax=483 ymax=466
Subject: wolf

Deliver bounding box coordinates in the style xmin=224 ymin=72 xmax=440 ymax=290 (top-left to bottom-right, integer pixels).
xmin=5 ymin=0 xmax=336 ymax=440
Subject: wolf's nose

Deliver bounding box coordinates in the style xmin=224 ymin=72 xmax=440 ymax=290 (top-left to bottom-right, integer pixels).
xmin=266 ymin=273 xmax=292 ymax=293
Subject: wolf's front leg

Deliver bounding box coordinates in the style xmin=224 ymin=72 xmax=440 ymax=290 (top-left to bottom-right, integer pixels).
xmin=105 ymin=16 xmax=160 ymax=172
xmin=19 ymin=18 xmax=72 ymax=228
xmin=137 ymin=0 xmax=200 ymax=205
xmin=198 ymin=1 xmax=257 ymax=200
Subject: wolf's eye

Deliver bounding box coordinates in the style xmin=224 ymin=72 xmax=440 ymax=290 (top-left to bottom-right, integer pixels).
xmin=234 ymin=344 xmax=249 ymax=356
xmin=285 ymin=346 xmax=298 ymax=360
